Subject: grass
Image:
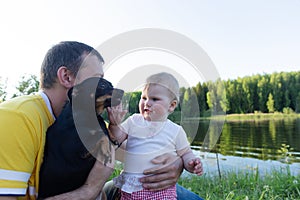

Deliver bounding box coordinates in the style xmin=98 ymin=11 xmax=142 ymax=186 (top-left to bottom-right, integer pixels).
xmin=109 ymin=164 xmax=300 ymax=199
xmin=178 ymin=167 xmax=300 ymax=200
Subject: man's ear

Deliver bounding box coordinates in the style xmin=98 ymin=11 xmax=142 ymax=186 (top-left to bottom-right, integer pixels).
xmin=57 ymin=66 xmax=74 ymax=89
xmin=168 ymin=100 xmax=177 ymax=113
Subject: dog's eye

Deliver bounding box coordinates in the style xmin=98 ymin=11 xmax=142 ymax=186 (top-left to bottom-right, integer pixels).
xmin=98 ymin=80 xmax=113 ymax=90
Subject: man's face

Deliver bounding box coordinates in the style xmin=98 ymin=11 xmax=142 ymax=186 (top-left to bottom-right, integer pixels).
xmin=74 ymin=54 xmax=104 ymax=85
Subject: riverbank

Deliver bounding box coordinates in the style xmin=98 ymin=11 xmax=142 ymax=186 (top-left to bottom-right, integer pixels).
xmin=225 ymin=112 xmax=300 ymax=122
xmin=204 ymin=112 xmax=300 ymax=122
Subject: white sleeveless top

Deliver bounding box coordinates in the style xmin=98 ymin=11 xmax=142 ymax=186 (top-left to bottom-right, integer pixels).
xmin=113 ymin=114 xmax=190 ymax=193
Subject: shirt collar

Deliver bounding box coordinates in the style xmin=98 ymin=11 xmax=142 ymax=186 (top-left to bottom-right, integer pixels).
xmin=38 ymin=90 xmax=56 ymax=121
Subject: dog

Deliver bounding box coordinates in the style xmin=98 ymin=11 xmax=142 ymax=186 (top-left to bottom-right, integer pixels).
xmin=38 ymin=77 xmax=124 ymax=199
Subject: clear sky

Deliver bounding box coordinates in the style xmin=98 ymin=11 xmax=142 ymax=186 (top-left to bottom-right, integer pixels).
xmin=0 ymin=0 xmax=299 ymax=93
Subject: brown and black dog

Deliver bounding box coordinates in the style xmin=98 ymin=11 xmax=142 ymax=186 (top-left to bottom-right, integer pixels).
xmin=38 ymin=77 xmax=123 ymax=199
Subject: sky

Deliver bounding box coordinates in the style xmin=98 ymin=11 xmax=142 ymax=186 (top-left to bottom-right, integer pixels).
xmin=0 ymin=0 xmax=299 ymax=94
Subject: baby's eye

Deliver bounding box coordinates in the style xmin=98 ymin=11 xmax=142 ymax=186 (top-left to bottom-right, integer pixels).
xmin=152 ymin=98 xmax=159 ymax=101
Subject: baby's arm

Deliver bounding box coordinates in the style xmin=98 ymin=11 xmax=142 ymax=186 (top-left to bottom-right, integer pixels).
xmin=107 ymin=106 xmax=128 ymax=145
xmin=177 ymin=147 xmax=203 ymax=176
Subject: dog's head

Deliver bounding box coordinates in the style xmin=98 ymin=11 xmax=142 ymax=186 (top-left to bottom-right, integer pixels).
xmin=68 ymin=77 xmax=124 ymax=115
xmin=67 ymin=77 xmax=124 ymax=134
xmin=94 ymin=79 xmax=124 ymax=115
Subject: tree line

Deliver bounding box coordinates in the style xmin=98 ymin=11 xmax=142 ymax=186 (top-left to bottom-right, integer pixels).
xmin=1 ymin=71 xmax=299 ymax=116
xmin=124 ymin=71 xmax=300 ymax=117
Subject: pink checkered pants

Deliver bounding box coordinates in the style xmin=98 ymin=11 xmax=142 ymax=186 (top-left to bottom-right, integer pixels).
xmin=121 ymin=185 xmax=177 ymax=200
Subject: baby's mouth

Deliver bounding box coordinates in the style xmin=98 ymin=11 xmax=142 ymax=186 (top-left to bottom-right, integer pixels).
xmin=144 ymin=108 xmax=150 ymax=113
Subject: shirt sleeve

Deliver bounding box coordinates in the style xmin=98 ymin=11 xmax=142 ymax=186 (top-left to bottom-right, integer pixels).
xmin=175 ymin=126 xmax=191 ymax=151
xmin=0 ymin=110 xmax=38 ymax=196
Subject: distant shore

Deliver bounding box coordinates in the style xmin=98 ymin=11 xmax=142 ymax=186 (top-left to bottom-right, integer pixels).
xmin=224 ymin=112 xmax=300 ymax=121
xmin=225 ymin=113 xmax=300 ymax=121
xmin=198 ymin=112 xmax=300 ymax=122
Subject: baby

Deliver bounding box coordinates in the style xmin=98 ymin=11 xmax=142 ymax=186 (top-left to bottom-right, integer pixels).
xmin=108 ymin=72 xmax=203 ymax=199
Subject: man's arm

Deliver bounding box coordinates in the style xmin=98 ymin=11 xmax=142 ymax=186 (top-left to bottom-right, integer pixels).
xmin=0 ymin=160 xmax=115 ymax=200
xmin=139 ymin=153 xmax=183 ymax=191
xmin=0 ymin=197 xmax=17 ymax=200
xmin=45 ymin=145 xmax=115 ymax=200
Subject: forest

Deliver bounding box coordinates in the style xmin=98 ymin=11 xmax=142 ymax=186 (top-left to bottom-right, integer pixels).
xmin=1 ymin=71 xmax=299 ymax=117
xmin=120 ymin=71 xmax=300 ymax=117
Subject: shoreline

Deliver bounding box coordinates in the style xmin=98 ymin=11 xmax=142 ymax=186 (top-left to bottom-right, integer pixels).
xmin=184 ymin=112 xmax=300 ymax=122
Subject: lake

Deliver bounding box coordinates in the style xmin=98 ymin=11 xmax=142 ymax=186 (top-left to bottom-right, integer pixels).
xmin=182 ymin=118 xmax=300 ymax=176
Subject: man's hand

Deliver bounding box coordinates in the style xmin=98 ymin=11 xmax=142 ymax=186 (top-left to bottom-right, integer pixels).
xmin=139 ymin=153 xmax=183 ymax=191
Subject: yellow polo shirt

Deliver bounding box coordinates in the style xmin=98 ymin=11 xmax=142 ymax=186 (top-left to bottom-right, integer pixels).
xmin=0 ymin=93 xmax=54 ymax=199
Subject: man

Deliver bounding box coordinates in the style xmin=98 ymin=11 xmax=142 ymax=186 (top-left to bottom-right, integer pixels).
xmin=0 ymin=41 xmax=201 ymax=200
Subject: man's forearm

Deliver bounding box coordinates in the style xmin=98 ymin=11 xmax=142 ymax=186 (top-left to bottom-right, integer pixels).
xmin=45 ymin=160 xmax=114 ymax=200
xmin=45 ymin=184 xmax=98 ymax=200
xmin=0 ymin=197 xmax=17 ymax=200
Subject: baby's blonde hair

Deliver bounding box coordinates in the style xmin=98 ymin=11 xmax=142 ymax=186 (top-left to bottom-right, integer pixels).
xmin=145 ymin=72 xmax=180 ymax=102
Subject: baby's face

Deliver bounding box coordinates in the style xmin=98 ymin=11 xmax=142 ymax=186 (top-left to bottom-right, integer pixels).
xmin=139 ymin=84 xmax=176 ymax=121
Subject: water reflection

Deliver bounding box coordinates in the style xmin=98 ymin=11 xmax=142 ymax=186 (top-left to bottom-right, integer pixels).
xmin=188 ymin=118 xmax=300 ymax=164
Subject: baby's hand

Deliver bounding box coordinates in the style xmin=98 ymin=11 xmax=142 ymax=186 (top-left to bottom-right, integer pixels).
xmin=107 ymin=104 xmax=127 ymax=125
xmin=187 ymin=158 xmax=203 ymax=176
